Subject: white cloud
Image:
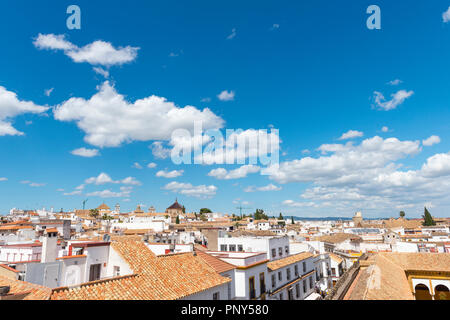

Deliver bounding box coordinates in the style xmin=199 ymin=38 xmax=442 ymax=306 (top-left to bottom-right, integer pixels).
xmin=132 ymin=162 xmax=143 ymax=169
xmin=71 ymin=147 xmax=100 ymax=157
xmin=147 ymin=162 xmax=157 ymax=168
xmin=20 ymin=180 xmax=46 ymax=187
xmin=244 ymin=184 xmax=282 ymax=192
xmin=387 ymin=79 xmax=402 ymax=86
xmin=63 ymin=190 xmax=82 ymax=196
xmin=270 ymin=24 xmax=280 ymax=30
xmin=156 ymin=169 xmax=184 ymax=178
xmin=443 ymin=7 xmax=450 ymax=23
xmin=227 ymin=28 xmax=236 ymax=40
xmin=150 ymin=141 xmax=172 ymax=159
xmin=217 ymin=90 xmax=235 ymax=101
xmin=382 ymin=126 xmax=389 ymax=132
xmin=201 ymin=97 xmax=211 ymax=103
xmin=0 ymin=177 xmax=7 ymax=181
xmin=0 ymin=85 xmax=49 ymax=136
xmin=34 ymin=34 xmax=139 ymax=67
xmin=54 ymin=81 xmax=224 ymax=148
xmin=422 ymin=135 xmax=441 ymax=147
xmin=339 ymin=130 xmax=364 ymax=140
xmin=163 ymin=181 xmax=217 ymax=198
xmin=93 ymin=67 xmax=109 ymax=78
xmin=266 ymin=134 xmax=450 ymax=214
xmin=84 ymin=172 xmax=141 ymax=186
xmin=45 ymin=88 xmax=54 ymax=97
xmin=87 ymin=186 xmax=133 ymax=198
xmin=208 ymin=165 xmax=260 ymax=180
xmin=373 ymin=90 xmax=414 ymax=111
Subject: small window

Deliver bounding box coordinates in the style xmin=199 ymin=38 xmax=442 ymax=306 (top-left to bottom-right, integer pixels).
xmin=294 ymin=265 xmax=299 ymax=277
xmin=279 ymin=292 xmax=283 ymax=300
xmin=309 ymin=276 xmax=313 ymax=289
xmin=271 ymin=274 xmax=276 ymax=288
xmin=286 ymin=268 xmax=291 ymax=281
xmin=303 ymin=280 xmax=307 ymax=293
xmin=113 ymin=266 xmax=120 ymax=276
xmin=229 ymin=244 xmax=236 ymax=252
xmin=237 ymin=244 xmax=243 ymax=252
xmin=285 ymin=246 xmax=289 ymax=254
xmin=278 ymin=247 xmax=283 ymax=256
xmin=302 ymin=261 xmax=306 ymax=273
xmin=296 ymin=283 xmax=300 ymax=298
xmin=220 ymin=244 xmax=227 ymax=251
xmin=213 ymin=292 xmax=220 ymax=300
xmin=272 ymin=248 xmax=276 ymax=258
xmin=278 ymin=271 xmax=282 ymax=281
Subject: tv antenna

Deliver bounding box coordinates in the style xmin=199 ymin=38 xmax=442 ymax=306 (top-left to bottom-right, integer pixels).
xmin=82 ymin=199 xmax=88 ymax=210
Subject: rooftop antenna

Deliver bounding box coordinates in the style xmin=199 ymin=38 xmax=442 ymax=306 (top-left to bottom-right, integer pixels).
xmin=235 ymin=205 xmax=252 ymax=219
xmin=82 ymin=199 xmax=88 ymax=210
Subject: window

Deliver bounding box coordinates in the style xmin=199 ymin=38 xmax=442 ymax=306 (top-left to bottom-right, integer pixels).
xmin=309 ymin=276 xmax=313 ymax=289
xmin=302 ymin=262 xmax=306 ymax=273
xmin=278 ymin=271 xmax=282 ymax=281
xmin=296 ymin=283 xmax=300 ymax=298
xmin=285 ymin=246 xmax=289 ymax=254
xmin=294 ymin=265 xmax=299 ymax=277
xmin=213 ymin=292 xmax=220 ymax=300
xmin=89 ymin=264 xmax=101 ymax=282
xmin=331 ymin=268 xmax=336 ymax=276
xmin=249 ymin=277 xmax=256 ymax=299
xmin=286 ymin=268 xmax=291 ymax=281
xmin=278 ymin=247 xmax=283 ymax=256
xmin=272 ymin=248 xmax=276 ymax=258
xmin=238 ymin=244 xmax=243 ymax=252
xmin=259 ymin=273 xmax=266 ymax=295
xmin=303 ymin=280 xmax=307 ymax=293
xmin=113 ymin=266 xmax=120 ymax=276
xmin=220 ymin=244 xmax=227 ymax=251
xmin=271 ymin=274 xmax=276 ymax=288
xmin=279 ymin=292 xmax=283 ymax=300
xmin=229 ymin=244 xmax=236 ymax=252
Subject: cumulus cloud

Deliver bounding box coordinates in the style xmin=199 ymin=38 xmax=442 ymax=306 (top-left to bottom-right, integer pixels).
xmin=150 ymin=141 xmax=172 ymax=159
xmin=217 ymin=90 xmax=235 ymax=101
xmin=147 ymin=162 xmax=157 ymax=168
xmin=84 ymin=172 xmax=141 ymax=186
xmin=44 ymin=88 xmax=54 ymax=97
xmin=387 ymin=79 xmax=402 ymax=86
xmin=156 ymin=169 xmax=184 ymax=178
xmin=163 ymin=181 xmax=217 ymax=198
xmin=226 ymin=28 xmax=237 ymax=40
xmin=208 ymin=165 xmax=260 ymax=180
xmin=0 ymin=85 xmax=49 ymax=136
xmin=53 ymin=81 xmax=224 ymax=148
xmin=443 ymin=7 xmax=450 ymax=23
xmin=422 ymin=135 xmax=441 ymax=147
xmin=33 ymin=33 xmax=139 ymax=67
xmin=87 ymin=186 xmax=133 ymax=198
xmin=268 ymin=134 xmax=450 ymax=214
xmin=373 ymin=90 xmax=414 ymax=111
xmin=244 ymin=184 xmax=282 ymax=192
xmin=338 ymin=130 xmax=364 ymax=140
xmin=132 ymin=162 xmax=143 ymax=169
xmin=71 ymin=147 xmax=100 ymax=157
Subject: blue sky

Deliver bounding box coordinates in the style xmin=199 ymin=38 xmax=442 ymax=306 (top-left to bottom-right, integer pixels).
xmin=1 ymin=0 xmax=450 ymax=218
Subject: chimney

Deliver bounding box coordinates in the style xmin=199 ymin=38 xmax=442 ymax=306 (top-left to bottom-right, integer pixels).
xmin=41 ymin=228 xmax=58 ymax=263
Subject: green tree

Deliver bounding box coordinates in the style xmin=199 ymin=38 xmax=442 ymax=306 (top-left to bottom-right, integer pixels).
xmin=200 ymin=208 xmax=212 ymax=214
xmin=182 ymin=206 xmax=186 ymax=214
xmin=199 ymin=214 xmax=208 ymax=222
xmin=422 ymin=207 xmax=436 ymax=226
xmin=399 ymin=211 xmax=406 ymax=218
xmin=278 ymin=212 xmax=284 ymax=220
xmin=176 ymin=215 xmax=180 ymax=224
xmin=254 ymin=209 xmax=268 ymax=220
xmin=89 ymin=208 xmax=99 ymax=219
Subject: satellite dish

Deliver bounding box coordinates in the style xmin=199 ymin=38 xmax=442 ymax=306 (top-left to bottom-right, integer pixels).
xmin=102 ymin=234 xmax=111 ymax=242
